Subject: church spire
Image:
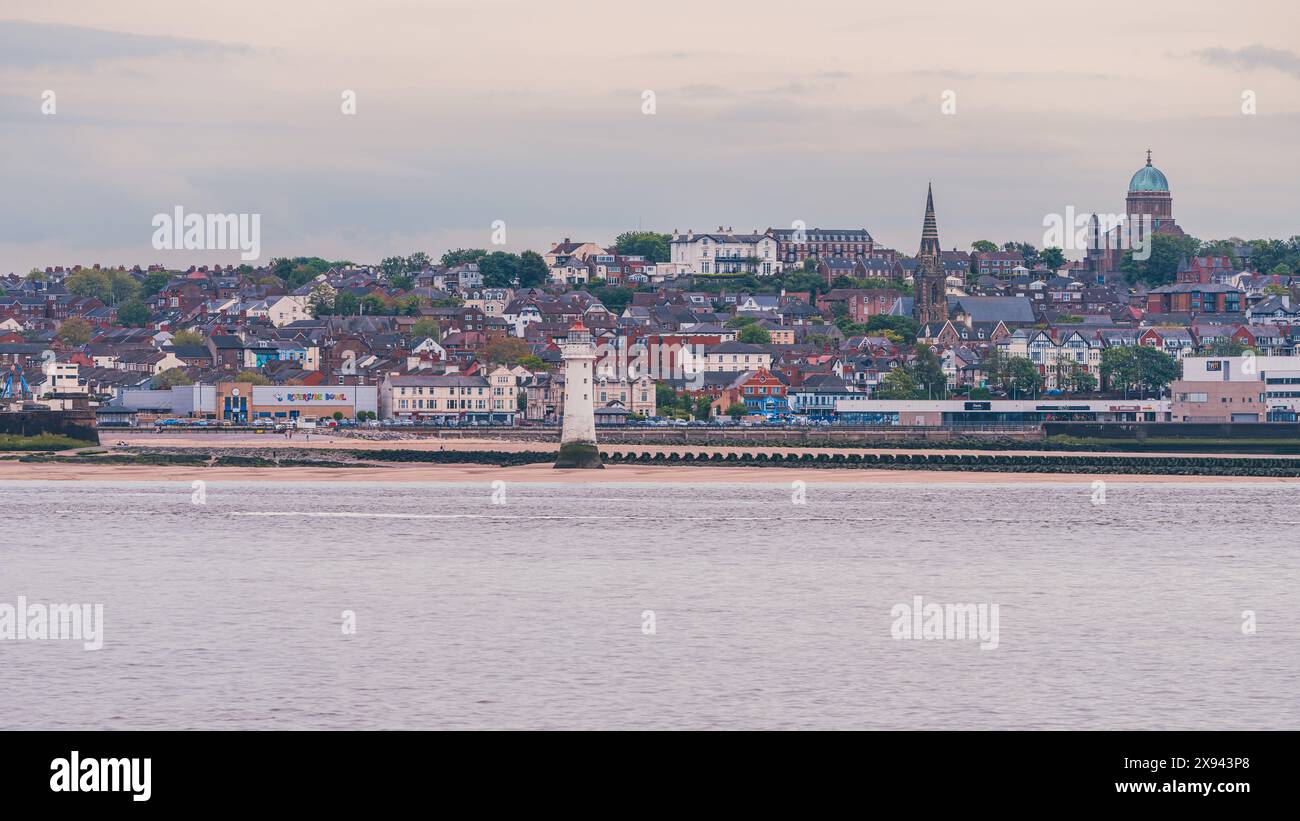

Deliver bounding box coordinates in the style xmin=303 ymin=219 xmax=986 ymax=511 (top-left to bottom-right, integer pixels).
xmin=918 ymin=182 xmax=941 ymax=257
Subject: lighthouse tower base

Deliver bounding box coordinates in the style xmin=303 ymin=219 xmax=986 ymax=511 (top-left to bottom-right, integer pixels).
xmin=554 ymin=441 xmax=603 ymax=469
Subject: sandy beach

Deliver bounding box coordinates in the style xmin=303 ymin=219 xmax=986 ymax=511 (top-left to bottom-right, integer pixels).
xmin=4 ymin=430 xmax=1297 ymax=484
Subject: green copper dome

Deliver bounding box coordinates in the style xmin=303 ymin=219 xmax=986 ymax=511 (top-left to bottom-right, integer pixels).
xmin=1129 ymin=152 xmax=1169 ymax=192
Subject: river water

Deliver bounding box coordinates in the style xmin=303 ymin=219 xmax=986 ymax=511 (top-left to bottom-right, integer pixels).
xmin=1 ymin=478 xmax=1295 ymax=729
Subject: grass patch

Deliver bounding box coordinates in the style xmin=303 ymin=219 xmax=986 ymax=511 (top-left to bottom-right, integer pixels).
xmin=0 ymin=433 xmax=96 ymax=451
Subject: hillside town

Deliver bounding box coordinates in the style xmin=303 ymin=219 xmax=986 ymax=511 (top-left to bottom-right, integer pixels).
xmin=4 ymin=154 xmax=1300 ymax=429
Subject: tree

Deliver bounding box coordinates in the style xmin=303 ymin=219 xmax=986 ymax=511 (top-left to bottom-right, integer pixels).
xmin=969 ymin=386 xmax=992 ymax=400
xmin=737 ymin=324 xmax=772 ymax=344
xmin=1268 ymin=263 xmax=1293 ymax=279
xmin=441 ymin=248 xmax=487 ymax=266
xmin=518 ymin=250 xmax=549 ymax=288
xmin=873 ymin=367 xmax=921 ymax=400
xmin=971 ymin=240 xmax=998 ymax=253
xmin=655 ymin=383 xmax=678 ymax=414
xmin=332 ymin=411 xmax=344 ymax=421
xmin=171 ymin=330 xmax=205 ymax=346
xmin=1066 ymin=364 xmax=1097 ymax=394
xmin=613 ymin=231 xmax=672 ymax=263
xmin=152 ymin=367 xmax=193 ymax=389
xmin=307 ymin=282 xmax=335 ymax=317
xmin=142 ymin=271 xmax=171 ymax=297
xmin=108 ymin=270 xmax=141 ymax=306
xmin=725 ymin=402 xmax=749 ymax=419
xmin=1100 ymin=346 xmax=1179 ymax=397
xmin=590 ymin=286 xmax=633 ymax=315
xmin=1039 ymin=247 xmax=1066 ymax=270
xmin=379 ymin=256 xmax=406 ymax=279
xmin=1119 ymin=233 xmax=1201 ymax=287
xmin=56 ymin=318 xmax=92 ymax=345
xmin=410 ymin=318 xmax=442 ymax=342
xmin=1003 ymin=242 xmax=1040 ymax=267
xmin=694 ymin=396 xmax=713 ymax=421
xmin=1006 ymin=356 xmax=1042 ymax=398
xmin=333 ymin=292 xmax=360 ymax=316
xmin=518 ymin=355 xmax=544 ymax=371
xmin=909 ymin=345 xmax=948 ymax=399
xmin=405 ymin=251 xmax=431 ymax=272
xmin=1100 ymin=347 xmax=1138 ymax=394
xmin=1131 ymin=345 xmax=1180 ymax=396
xmin=117 ymin=301 xmax=150 ymax=327
xmin=66 ymin=269 xmax=111 ymax=303
xmin=360 ymin=294 xmax=388 ymax=315
xmin=235 ymin=370 xmax=271 ymax=386
xmin=389 ymin=274 xmax=415 ymax=291
xmin=479 ymin=252 xmax=520 ymax=288
xmin=482 ymin=337 xmax=530 ymax=366
xmin=981 ymin=346 xmax=1008 ymax=393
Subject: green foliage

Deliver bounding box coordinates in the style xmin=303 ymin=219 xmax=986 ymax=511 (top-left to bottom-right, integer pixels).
xmin=1120 ymin=233 xmax=1201 ymax=287
xmin=725 ymin=402 xmax=748 ymax=419
xmin=590 ymin=285 xmax=633 ymax=315
xmin=170 ymin=330 xmax=205 ymax=346
xmin=441 ymin=248 xmax=488 ymax=266
xmin=152 ymin=367 xmax=194 ymax=389
xmin=410 ymin=318 xmax=441 ymax=341
xmin=234 ymin=370 xmax=271 ymax=386
xmin=873 ymin=367 xmax=921 ymax=399
xmin=1100 ymin=345 xmax=1180 ymax=396
xmin=142 ymin=271 xmax=172 ymax=297
xmin=56 ymin=317 xmax=92 ymax=345
xmin=1039 ymin=247 xmax=1066 ymax=270
xmin=613 ymin=231 xmax=671 ymax=263
xmin=479 ymin=251 xmax=521 ymax=288
xmin=737 ymin=324 xmax=772 ymax=344
xmin=518 ymin=250 xmax=549 ymax=288
xmin=116 ymin=301 xmax=150 ymax=327
xmin=971 ymin=240 xmax=998 ymax=253
xmin=1006 ymin=356 xmax=1043 ymax=397
xmin=333 ymin=292 xmax=360 ymax=316
xmin=909 ymin=345 xmax=947 ymax=399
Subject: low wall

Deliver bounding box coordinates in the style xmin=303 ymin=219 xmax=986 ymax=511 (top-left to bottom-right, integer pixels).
xmin=0 ymin=411 xmax=100 ymax=444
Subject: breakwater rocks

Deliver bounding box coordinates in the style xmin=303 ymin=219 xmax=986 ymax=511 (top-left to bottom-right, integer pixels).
xmin=25 ymin=445 xmax=1300 ymax=477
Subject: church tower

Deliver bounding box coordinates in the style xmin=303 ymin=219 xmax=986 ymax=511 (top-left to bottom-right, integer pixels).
xmin=912 ymin=184 xmax=948 ymax=326
xmin=555 ymin=319 xmax=603 ymax=469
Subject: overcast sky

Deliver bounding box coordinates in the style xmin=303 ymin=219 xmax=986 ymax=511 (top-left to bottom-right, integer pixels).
xmin=1 ymin=0 xmax=1297 ymax=273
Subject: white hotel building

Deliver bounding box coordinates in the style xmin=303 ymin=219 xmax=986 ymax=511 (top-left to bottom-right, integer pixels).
xmin=669 ymin=228 xmax=782 ymax=276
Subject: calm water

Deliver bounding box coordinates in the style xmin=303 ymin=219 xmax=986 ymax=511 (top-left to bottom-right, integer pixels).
xmin=1 ymin=478 xmax=1296 ymax=730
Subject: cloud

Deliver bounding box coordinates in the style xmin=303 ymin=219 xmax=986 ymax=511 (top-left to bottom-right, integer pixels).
xmin=0 ymin=19 xmax=252 ymax=68
xmin=1193 ymin=44 xmax=1300 ymax=79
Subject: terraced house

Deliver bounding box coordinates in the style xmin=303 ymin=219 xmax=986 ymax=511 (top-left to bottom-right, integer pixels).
xmin=380 ymin=372 xmax=514 ymax=424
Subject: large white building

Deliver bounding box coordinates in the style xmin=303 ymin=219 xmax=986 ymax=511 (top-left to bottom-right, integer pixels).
xmin=1173 ymin=355 xmax=1300 ymax=421
xmin=669 ymin=228 xmax=782 ymax=276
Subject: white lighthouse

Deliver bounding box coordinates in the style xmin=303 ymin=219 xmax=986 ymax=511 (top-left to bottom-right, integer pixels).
xmin=555 ymin=319 xmax=603 ymax=469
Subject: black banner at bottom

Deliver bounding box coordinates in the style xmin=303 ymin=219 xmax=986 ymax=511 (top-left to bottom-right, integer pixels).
xmin=2 ymin=730 xmax=1288 ymax=809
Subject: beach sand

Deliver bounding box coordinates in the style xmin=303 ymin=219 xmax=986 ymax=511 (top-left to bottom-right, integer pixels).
xmin=3 ymin=430 xmax=1295 ymax=484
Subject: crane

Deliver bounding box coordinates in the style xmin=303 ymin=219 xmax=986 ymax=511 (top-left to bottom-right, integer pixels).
xmin=1 ymin=363 xmax=32 ymax=400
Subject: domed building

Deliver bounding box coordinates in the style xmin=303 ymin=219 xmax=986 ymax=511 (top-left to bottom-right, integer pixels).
xmin=1085 ymin=150 xmax=1185 ymax=273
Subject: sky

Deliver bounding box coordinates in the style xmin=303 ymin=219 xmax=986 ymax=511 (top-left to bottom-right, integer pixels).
xmin=1 ymin=0 xmax=1297 ymax=274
